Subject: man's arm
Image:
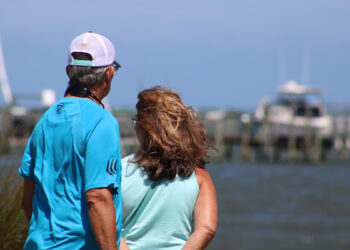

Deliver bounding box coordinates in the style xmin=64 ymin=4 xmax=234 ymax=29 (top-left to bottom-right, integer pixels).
xmin=86 ymin=188 xmax=118 ymax=250
xmin=21 ymin=179 xmax=35 ymax=222
xmin=182 ymin=167 xmax=217 ymax=250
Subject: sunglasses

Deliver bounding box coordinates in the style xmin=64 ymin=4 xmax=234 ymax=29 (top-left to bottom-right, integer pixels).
xmin=113 ymin=61 xmax=121 ymax=73
xmin=131 ymin=117 xmax=137 ymax=125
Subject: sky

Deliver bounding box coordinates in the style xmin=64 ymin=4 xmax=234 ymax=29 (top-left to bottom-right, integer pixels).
xmin=0 ymin=0 xmax=349 ymax=110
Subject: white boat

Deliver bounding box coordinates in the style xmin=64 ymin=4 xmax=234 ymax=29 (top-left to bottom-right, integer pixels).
xmin=255 ymin=81 xmax=333 ymax=145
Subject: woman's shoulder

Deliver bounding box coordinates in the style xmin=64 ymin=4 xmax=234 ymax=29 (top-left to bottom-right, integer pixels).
xmin=194 ymin=167 xmax=213 ymax=188
xmin=122 ymin=154 xmax=143 ymax=178
xmin=122 ymin=154 xmax=136 ymax=165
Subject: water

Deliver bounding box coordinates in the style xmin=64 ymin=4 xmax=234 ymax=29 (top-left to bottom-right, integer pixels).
xmin=206 ymin=162 xmax=350 ymax=250
xmin=3 ymin=154 xmax=350 ymax=249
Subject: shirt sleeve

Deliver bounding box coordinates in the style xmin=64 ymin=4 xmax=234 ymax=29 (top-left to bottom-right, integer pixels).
xmin=18 ymin=135 xmax=35 ymax=180
xmin=84 ymin=116 xmax=121 ymax=192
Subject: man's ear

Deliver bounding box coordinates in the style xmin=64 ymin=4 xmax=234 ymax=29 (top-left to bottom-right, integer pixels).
xmin=102 ymin=66 xmax=114 ymax=92
xmin=105 ymin=65 xmax=114 ymax=80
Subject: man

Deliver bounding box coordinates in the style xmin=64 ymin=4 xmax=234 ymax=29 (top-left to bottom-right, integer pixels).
xmin=19 ymin=31 xmax=122 ymax=250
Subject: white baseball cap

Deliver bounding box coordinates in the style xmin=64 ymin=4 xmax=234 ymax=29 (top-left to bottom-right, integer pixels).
xmin=68 ymin=31 xmax=121 ymax=68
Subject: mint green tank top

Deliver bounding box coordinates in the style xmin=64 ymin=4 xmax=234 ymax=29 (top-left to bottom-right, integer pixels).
xmin=121 ymin=154 xmax=199 ymax=250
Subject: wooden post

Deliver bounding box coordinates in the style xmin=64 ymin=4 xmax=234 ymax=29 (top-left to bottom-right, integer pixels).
xmin=346 ymin=113 xmax=349 ymax=161
xmin=262 ymin=104 xmax=271 ymax=162
xmin=215 ymin=118 xmax=224 ymax=161
xmin=241 ymin=113 xmax=251 ymax=161
xmin=288 ymin=118 xmax=297 ymax=163
xmin=341 ymin=114 xmax=349 ymax=162
xmin=314 ymin=133 xmax=322 ymax=164
xmin=304 ymin=106 xmax=313 ymax=163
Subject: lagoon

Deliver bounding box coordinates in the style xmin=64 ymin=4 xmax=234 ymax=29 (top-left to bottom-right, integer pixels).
xmin=207 ymin=162 xmax=350 ymax=250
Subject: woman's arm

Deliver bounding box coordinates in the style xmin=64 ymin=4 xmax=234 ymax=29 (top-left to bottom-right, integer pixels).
xmin=120 ymin=237 xmax=130 ymax=250
xmin=183 ymin=167 xmax=218 ymax=250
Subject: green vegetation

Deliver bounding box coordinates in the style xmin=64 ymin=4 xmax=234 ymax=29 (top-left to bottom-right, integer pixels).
xmin=0 ymin=156 xmax=27 ymax=249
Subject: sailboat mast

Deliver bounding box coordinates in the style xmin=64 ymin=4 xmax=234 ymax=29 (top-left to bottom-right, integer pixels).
xmin=0 ymin=38 xmax=14 ymax=106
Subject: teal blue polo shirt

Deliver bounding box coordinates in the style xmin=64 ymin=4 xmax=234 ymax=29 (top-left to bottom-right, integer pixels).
xmin=19 ymin=97 xmax=122 ymax=249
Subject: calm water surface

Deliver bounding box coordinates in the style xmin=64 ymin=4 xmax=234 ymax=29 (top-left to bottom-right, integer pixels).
xmin=2 ymin=154 xmax=350 ymax=250
xmin=206 ymin=162 xmax=350 ymax=250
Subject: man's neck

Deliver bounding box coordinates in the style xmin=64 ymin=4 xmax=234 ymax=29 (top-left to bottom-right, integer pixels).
xmin=87 ymin=89 xmax=105 ymax=108
xmin=65 ymin=87 xmax=105 ymax=108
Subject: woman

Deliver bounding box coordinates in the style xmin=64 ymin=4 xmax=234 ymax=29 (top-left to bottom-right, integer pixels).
xmin=120 ymin=86 xmax=217 ymax=250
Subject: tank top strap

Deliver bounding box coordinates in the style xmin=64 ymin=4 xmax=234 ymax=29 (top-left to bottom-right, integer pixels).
xmin=123 ymin=181 xmax=159 ymax=233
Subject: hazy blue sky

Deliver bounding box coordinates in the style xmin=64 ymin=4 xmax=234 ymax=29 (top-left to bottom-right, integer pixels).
xmin=0 ymin=0 xmax=349 ymax=110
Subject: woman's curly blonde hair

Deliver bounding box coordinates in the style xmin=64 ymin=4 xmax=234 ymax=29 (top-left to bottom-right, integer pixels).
xmin=133 ymin=86 xmax=210 ymax=181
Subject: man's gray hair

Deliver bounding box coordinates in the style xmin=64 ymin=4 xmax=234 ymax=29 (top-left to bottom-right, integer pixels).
xmin=67 ymin=66 xmax=109 ymax=90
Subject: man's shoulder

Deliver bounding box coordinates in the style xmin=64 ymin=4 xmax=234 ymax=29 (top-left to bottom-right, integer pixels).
xmin=101 ymin=109 xmax=118 ymax=123
xmin=80 ymin=101 xmax=118 ymax=126
xmin=98 ymin=110 xmax=119 ymax=132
